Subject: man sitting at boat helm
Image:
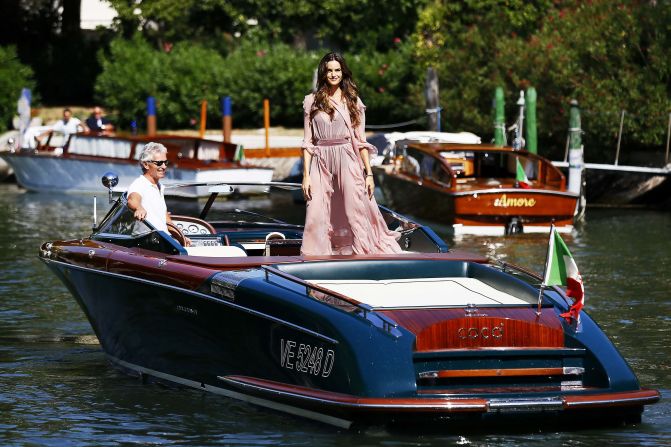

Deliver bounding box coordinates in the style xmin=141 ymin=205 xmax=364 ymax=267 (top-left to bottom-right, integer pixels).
xmin=127 ymin=142 xmax=191 ymax=246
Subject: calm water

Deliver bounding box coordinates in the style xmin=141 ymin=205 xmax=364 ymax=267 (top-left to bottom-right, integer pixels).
xmin=0 ymin=182 xmax=669 ymax=446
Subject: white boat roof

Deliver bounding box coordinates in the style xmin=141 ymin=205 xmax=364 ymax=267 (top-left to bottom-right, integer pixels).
xmin=384 ymin=131 xmax=481 ymax=146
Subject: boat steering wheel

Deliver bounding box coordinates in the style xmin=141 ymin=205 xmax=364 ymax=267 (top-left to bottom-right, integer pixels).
xmin=167 ymin=222 xmax=187 ymax=246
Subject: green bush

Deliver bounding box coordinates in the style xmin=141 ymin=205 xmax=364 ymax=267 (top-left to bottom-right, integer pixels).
xmin=217 ymin=41 xmax=317 ymax=128
xmin=96 ymin=35 xmax=226 ymax=129
xmin=347 ymin=41 xmax=424 ymax=128
xmin=0 ymin=46 xmax=37 ymax=133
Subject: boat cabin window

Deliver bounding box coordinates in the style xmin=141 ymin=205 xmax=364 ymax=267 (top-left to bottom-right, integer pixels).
xmin=475 ymin=152 xmax=537 ymax=180
xmin=401 ymin=147 xmax=423 ymax=177
xmin=402 ymin=148 xmax=451 ymax=187
xmin=439 ymin=151 xmax=475 ymax=178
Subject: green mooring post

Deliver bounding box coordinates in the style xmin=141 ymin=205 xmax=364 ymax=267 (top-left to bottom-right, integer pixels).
xmin=569 ymin=99 xmax=582 ymax=151
xmin=525 ymin=87 xmax=537 ymax=154
xmin=494 ymin=87 xmax=505 ymax=146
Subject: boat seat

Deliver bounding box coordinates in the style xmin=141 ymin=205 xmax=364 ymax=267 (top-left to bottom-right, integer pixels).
xmin=307 ymin=277 xmax=527 ymax=308
xmin=265 ymin=238 xmax=303 ymax=256
xmin=184 ymin=245 xmax=247 ymax=257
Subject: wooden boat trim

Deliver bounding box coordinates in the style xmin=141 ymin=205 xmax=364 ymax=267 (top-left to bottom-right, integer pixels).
xmin=562 ymin=389 xmax=661 ymax=408
xmin=170 ymin=251 xmax=489 ymax=269
xmin=219 ymin=375 xmax=660 ymax=412
xmin=449 ymin=188 xmax=579 ymax=198
xmin=418 ymin=366 xmax=584 ymax=379
xmin=3 ymin=151 xmax=258 ymax=169
xmin=219 ymin=375 xmax=488 ymax=411
xmin=414 ymin=347 xmax=586 ymax=356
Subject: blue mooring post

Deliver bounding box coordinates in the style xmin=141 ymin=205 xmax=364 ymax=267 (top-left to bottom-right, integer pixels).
xmin=147 ymin=96 xmax=156 ymax=136
xmin=221 ymin=96 xmax=232 ymax=143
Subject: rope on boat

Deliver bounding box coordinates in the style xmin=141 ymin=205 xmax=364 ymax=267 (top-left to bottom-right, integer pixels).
xmin=365 ymin=116 xmax=426 ymax=130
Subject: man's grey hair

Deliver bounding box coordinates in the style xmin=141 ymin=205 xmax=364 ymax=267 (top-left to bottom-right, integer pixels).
xmin=139 ymin=142 xmax=167 ymax=163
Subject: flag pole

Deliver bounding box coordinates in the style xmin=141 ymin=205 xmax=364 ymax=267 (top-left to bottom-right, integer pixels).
xmin=537 ymin=223 xmax=556 ymax=315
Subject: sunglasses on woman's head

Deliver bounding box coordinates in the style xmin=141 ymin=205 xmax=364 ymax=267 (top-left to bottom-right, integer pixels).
xmin=147 ymin=160 xmax=169 ymax=167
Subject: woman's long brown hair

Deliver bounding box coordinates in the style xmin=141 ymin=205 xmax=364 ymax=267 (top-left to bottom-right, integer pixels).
xmin=310 ymin=52 xmax=361 ymax=128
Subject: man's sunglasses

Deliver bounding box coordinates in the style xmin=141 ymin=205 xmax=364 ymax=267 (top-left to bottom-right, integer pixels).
xmin=147 ymin=160 xmax=169 ymax=167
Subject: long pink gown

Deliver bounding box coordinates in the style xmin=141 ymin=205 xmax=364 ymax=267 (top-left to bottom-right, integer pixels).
xmin=300 ymin=93 xmax=402 ymax=256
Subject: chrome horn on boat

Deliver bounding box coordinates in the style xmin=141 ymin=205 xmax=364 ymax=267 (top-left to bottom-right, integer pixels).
xmin=6 ymin=137 xmax=17 ymax=152
xmin=101 ymin=172 xmax=119 ymax=204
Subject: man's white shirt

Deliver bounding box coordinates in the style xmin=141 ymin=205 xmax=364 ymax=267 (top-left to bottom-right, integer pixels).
xmin=52 ymin=117 xmax=82 ymax=139
xmin=127 ymin=175 xmax=168 ymax=232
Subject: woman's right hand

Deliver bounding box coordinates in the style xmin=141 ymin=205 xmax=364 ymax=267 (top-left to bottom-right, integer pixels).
xmin=302 ymin=176 xmax=312 ymax=201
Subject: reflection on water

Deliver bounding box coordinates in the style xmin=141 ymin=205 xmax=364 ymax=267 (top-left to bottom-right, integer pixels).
xmin=1 ymin=183 xmax=669 ymax=446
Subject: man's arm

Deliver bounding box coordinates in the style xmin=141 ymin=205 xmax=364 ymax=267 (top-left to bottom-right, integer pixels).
xmin=127 ymin=192 xmax=147 ymax=220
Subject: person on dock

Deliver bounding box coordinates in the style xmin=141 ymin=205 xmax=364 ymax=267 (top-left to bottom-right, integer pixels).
xmin=85 ymin=106 xmax=115 ymax=135
xmin=127 ymin=142 xmax=191 ymax=246
xmin=300 ymin=52 xmax=401 ymax=255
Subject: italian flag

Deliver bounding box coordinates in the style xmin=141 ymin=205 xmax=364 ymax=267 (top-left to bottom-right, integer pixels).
xmin=543 ymin=226 xmax=584 ymax=321
xmin=516 ymin=158 xmax=531 ymax=189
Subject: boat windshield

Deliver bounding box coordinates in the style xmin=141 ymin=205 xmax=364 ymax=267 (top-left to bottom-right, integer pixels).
xmin=439 ymin=150 xmax=538 ymax=180
xmin=95 ymin=198 xmax=152 ymax=237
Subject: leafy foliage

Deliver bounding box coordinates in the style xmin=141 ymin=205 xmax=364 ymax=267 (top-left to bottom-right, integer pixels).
xmin=107 ymin=0 xmax=424 ymax=52
xmin=216 ymin=41 xmax=317 ymax=127
xmin=95 ymin=36 xmax=226 ymax=129
xmin=412 ymin=0 xmax=671 ymax=159
xmin=0 ymin=46 xmax=36 ymax=132
xmin=94 ymin=38 xmax=422 ymax=130
xmin=348 ymin=41 xmax=425 ymax=126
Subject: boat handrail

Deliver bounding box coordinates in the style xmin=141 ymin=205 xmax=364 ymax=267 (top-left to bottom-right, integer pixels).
xmin=495 ymin=260 xmax=542 ymax=282
xmin=163 ymin=181 xmax=302 ymax=190
xmin=261 ymin=265 xmax=401 ymax=337
xmin=494 ymin=260 xmax=569 ymax=305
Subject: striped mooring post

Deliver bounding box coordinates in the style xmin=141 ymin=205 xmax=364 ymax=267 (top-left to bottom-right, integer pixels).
xmin=221 ymin=96 xmax=232 ymax=143
xmin=147 ymin=96 xmax=156 ymax=136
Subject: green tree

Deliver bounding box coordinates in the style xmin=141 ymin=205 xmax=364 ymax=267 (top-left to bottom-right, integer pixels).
xmin=497 ymin=1 xmax=671 ymax=159
xmin=217 ymin=41 xmax=317 ymax=127
xmin=0 ymin=46 xmax=36 ymax=132
xmin=411 ymin=0 xmax=671 ymax=159
xmin=107 ymin=0 xmax=424 ymax=52
xmin=412 ymin=0 xmax=553 ymax=134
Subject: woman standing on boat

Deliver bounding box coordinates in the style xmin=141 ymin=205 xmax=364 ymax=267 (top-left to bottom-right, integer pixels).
xmin=301 ymin=52 xmax=402 ymax=255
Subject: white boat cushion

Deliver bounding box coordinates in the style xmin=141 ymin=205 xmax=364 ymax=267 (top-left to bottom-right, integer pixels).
xmin=306 ymin=277 xmax=526 ymax=308
xmin=184 ymin=245 xmax=247 ymax=257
